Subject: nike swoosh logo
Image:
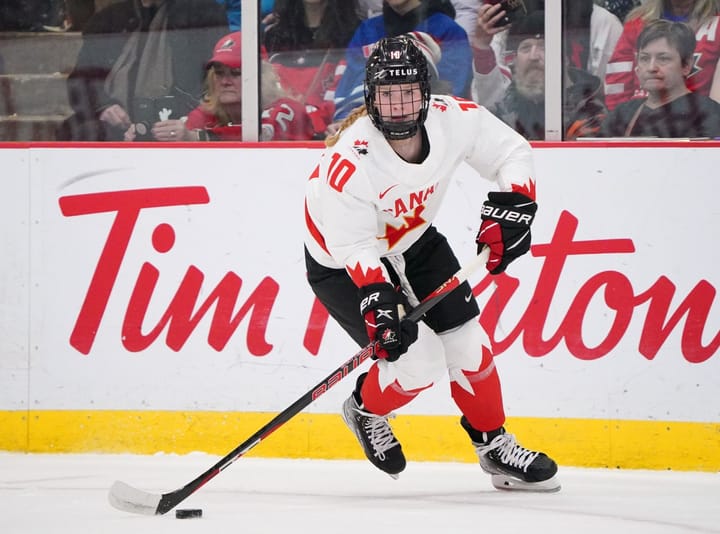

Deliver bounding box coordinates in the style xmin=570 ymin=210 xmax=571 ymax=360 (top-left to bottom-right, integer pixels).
xmin=465 ymin=293 xmax=473 ymax=302
xmin=379 ymin=184 xmax=399 ymax=199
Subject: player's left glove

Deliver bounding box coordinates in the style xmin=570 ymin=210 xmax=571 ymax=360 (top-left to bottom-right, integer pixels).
xmin=476 ymin=191 xmax=537 ymax=274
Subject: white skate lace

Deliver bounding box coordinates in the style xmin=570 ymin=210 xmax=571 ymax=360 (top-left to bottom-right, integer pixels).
xmin=479 ymin=433 xmax=539 ymax=472
xmin=359 ymin=410 xmax=398 ymax=460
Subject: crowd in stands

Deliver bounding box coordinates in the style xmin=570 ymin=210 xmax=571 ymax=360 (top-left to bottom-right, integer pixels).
xmin=3 ymin=0 xmax=720 ymax=141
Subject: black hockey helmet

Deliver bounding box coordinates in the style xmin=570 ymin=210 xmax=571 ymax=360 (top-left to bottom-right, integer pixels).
xmin=364 ymin=35 xmax=431 ymax=140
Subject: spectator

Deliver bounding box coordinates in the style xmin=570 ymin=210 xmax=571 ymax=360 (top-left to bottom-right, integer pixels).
xmin=599 ymin=19 xmax=720 ymax=138
xmin=330 ymin=0 xmax=473 ymax=127
xmin=476 ymin=10 xmax=606 ymax=140
xmin=470 ymin=0 xmax=621 ymax=108
xmin=265 ymin=0 xmax=359 ymax=50
xmin=137 ymin=31 xmax=314 ymax=141
xmin=57 ymin=0 xmax=228 ymax=141
xmin=264 ymin=0 xmax=361 ymax=138
xmin=604 ymin=0 xmax=720 ymax=110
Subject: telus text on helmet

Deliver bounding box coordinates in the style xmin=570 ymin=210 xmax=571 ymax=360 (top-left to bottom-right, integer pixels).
xmin=375 ymin=68 xmax=419 ymax=79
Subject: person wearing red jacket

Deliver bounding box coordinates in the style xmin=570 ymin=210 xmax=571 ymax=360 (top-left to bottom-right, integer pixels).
xmin=137 ymin=31 xmax=314 ymax=141
xmin=604 ymin=0 xmax=720 ymax=110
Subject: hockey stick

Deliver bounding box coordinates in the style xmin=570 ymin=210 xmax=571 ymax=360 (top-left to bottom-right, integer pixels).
xmin=108 ymin=247 xmax=490 ymax=515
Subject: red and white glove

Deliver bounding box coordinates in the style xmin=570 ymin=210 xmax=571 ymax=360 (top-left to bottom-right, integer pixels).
xmin=476 ymin=191 xmax=537 ymax=274
xmin=358 ymin=282 xmax=418 ymax=362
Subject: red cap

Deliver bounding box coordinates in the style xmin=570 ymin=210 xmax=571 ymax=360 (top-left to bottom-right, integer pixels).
xmin=208 ymin=32 xmax=242 ymax=69
xmin=206 ymin=31 xmax=268 ymax=69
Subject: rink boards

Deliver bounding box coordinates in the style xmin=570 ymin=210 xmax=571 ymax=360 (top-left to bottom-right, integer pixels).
xmin=0 ymin=141 xmax=718 ymax=470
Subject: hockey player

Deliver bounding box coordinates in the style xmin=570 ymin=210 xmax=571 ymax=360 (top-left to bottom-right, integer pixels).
xmin=303 ymin=35 xmax=560 ymax=492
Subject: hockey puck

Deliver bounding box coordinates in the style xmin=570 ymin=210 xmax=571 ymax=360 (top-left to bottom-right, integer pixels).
xmin=175 ymin=508 xmax=203 ymax=519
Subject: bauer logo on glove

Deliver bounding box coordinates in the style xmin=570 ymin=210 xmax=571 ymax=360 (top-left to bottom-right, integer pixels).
xmin=476 ymin=191 xmax=537 ymax=275
xmin=480 ymin=204 xmax=534 ymax=225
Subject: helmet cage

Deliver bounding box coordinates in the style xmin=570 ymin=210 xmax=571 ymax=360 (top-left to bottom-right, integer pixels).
xmin=364 ymin=36 xmax=431 ymax=140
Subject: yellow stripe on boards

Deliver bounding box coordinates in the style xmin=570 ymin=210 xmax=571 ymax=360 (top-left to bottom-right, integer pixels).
xmin=1 ymin=411 xmax=718 ymax=472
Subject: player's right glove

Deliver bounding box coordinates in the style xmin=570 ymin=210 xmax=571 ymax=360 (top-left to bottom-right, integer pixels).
xmin=476 ymin=191 xmax=537 ymax=274
xmin=358 ymin=282 xmax=418 ymax=362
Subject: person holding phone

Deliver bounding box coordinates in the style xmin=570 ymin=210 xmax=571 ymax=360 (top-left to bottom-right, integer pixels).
xmin=469 ymin=0 xmax=621 ymax=114
xmin=472 ymin=9 xmax=607 ymax=140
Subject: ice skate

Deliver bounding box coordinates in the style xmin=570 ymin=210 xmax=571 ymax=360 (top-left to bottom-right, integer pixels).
xmin=461 ymin=416 xmax=561 ymax=492
xmin=342 ymin=394 xmax=406 ymax=478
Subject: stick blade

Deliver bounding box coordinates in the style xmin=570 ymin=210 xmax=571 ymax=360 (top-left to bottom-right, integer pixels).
xmin=108 ymin=480 xmax=162 ymax=515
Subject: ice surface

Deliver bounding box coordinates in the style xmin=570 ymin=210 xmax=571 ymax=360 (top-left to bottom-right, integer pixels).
xmin=1 ymin=453 xmax=718 ymax=533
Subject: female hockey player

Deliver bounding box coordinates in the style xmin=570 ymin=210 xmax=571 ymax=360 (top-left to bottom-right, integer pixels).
xmin=303 ymin=35 xmax=560 ymax=492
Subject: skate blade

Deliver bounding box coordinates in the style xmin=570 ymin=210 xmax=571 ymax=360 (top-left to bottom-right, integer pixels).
xmin=491 ymin=474 xmax=561 ymax=493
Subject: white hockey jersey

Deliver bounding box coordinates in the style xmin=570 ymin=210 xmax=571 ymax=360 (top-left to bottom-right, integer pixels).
xmin=304 ymin=94 xmax=536 ymax=288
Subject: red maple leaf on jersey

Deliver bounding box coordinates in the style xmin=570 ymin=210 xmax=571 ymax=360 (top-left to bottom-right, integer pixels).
xmin=382 ymin=206 xmax=427 ymax=249
xmin=347 ymin=263 xmax=386 ymax=287
xmin=512 ymin=178 xmax=536 ymax=201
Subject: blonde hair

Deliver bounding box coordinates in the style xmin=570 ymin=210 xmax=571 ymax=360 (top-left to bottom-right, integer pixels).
xmin=201 ymin=61 xmax=289 ymax=125
xmin=325 ymin=105 xmax=368 ymax=147
xmin=627 ymin=0 xmax=719 ymax=27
